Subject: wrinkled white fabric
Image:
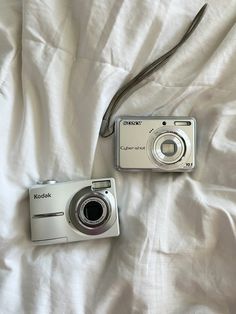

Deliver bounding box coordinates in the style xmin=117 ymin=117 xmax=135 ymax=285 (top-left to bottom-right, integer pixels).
xmin=1 ymin=0 xmax=236 ymax=313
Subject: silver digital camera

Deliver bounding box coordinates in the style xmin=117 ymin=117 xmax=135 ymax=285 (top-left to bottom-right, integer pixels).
xmin=115 ymin=116 xmax=196 ymax=172
xmin=29 ymin=178 xmax=120 ymax=245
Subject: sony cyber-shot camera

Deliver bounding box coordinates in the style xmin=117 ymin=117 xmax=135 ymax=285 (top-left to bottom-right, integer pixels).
xmin=29 ymin=178 xmax=120 ymax=245
xmin=115 ymin=116 xmax=196 ymax=172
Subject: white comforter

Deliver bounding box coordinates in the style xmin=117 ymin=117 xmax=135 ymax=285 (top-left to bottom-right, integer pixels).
xmin=1 ymin=0 xmax=236 ymax=313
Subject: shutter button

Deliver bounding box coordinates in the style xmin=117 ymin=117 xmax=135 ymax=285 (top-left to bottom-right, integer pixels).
xmin=37 ymin=179 xmax=57 ymax=185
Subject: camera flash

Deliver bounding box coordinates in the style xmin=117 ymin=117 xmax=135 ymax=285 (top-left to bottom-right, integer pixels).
xmin=92 ymin=180 xmax=111 ymax=190
xmin=174 ymin=121 xmax=191 ymax=126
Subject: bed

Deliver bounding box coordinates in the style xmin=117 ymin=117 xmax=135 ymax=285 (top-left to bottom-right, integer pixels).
xmin=1 ymin=0 xmax=236 ymax=313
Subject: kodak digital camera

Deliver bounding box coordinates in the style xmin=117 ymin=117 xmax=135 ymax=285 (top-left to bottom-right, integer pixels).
xmin=29 ymin=178 xmax=120 ymax=245
xmin=115 ymin=116 xmax=196 ymax=172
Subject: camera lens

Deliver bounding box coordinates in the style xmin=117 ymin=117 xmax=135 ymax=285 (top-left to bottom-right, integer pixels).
xmin=147 ymin=125 xmax=193 ymax=170
xmin=83 ymin=201 xmax=103 ymax=221
xmin=79 ymin=196 xmax=108 ymax=227
xmin=161 ymin=140 xmax=177 ymax=157
xmin=152 ymin=132 xmax=185 ymax=164
xmin=68 ymin=187 xmax=116 ymax=235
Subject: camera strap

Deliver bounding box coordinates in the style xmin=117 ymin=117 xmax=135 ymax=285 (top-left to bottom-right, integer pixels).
xmin=99 ymin=3 xmax=208 ymax=138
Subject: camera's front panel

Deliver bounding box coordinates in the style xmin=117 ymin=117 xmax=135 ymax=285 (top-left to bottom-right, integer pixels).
xmin=29 ymin=178 xmax=119 ymax=245
xmin=115 ymin=116 xmax=196 ymax=172
xmin=29 ymin=182 xmax=77 ymax=243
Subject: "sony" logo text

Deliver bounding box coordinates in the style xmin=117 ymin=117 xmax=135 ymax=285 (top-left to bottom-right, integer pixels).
xmin=123 ymin=121 xmax=142 ymax=125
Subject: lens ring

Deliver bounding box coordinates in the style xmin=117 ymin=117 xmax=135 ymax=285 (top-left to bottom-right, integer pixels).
xmin=78 ymin=197 xmax=108 ymax=227
xmin=152 ymin=132 xmax=185 ymax=164
xmin=68 ymin=187 xmax=117 ymax=236
xmin=147 ymin=126 xmax=192 ymax=171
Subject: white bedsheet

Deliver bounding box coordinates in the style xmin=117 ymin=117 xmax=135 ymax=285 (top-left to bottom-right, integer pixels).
xmin=1 ymin=0 xmax=236 ymax=313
